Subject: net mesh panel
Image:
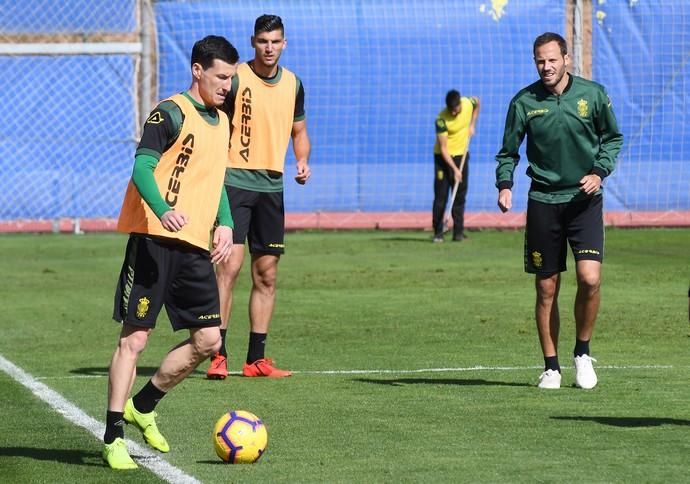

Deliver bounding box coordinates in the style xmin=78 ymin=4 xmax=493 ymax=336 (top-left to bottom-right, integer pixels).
xmin=154 ymin=0 xmax=564 ymax=213
xmin=1 ymin=0 xmax=688 ymax=222
xmin=0 ymin=0 xmax=138 ymax=220
xmin=0 ymin=0 xmax=136 ymax=33
xmin=593 ymin=0 xmax=690 ymax=211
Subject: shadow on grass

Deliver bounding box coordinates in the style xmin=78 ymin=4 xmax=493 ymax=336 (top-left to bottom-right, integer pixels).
xmin=353 ymin=377 xmax=531 ymax=387
xmin=70 ymin=366 xmax=158 ymax=377
xmin=69 ymin=366 xmax=205 ymax=377
xmin=375 ymin=236 xmax=433 ymax=243
xmin=0 ymin=447 xmax=102 ymax=466
xmin=551 ymin=416 xmax=690 ymax=427
xmin=376 ymin=230 xmax=479 ymax=244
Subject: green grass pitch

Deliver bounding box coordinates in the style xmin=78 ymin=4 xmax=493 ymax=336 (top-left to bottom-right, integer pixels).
xmin=1 ymin=228 xmax=689 ymax=482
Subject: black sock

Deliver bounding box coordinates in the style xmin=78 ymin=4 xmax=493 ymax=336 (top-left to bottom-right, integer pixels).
xmin=219 ymin=329 xmax=228 ymax=358
xmin=246 ymin=332 xmax=267 ymax=364
xmin=544 ymin=356 xmax=560 ymax=372
xmin=104 ymin=411 xmax=125 ymax=444
xmin=132 ymin=380 xmax=167 ymax=414
xmin=574 ymin=339 xmax=590 ymax=357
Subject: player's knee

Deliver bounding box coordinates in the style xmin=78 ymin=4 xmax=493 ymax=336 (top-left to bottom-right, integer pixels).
xmin=193 ymin=328 xmax=221 ymax=357
xmin=577 ymin=272 xmax=601 ymax=294
xmin=207 ymin=337 xmax=222 ymax=357
xmin=255 ymin=273 xmax=276 ymax=293
xmin=535 ymin=274 xmax=559 ymax=299
xmin=253 ymin=266 xmax=278 ymax=293
xmin=119 ymin=329 xmax=149 ymax=356
xmin=216 ymin=261 xmax=241 ymax=289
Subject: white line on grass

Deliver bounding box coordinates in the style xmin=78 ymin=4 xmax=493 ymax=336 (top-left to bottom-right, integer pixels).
xmin=291 ymin=364 xmax=675 ymax=374
xmin=34 ymin=363 xmax=675 ymax=379
xmin=0 ymin=354 xmax=200 ymax=484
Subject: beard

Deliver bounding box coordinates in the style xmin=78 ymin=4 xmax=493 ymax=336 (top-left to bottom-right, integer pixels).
xmin=541 ymin=68 xmax=566 ymax=88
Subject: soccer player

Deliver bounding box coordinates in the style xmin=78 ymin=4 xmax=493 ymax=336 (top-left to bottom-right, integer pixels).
xmin=206 ymin=14 xmax=311 ymax=379
xmin=102 ymin=36 xmax=238 ymax=469
xmin=432 ymin=89 xmax=480 ymax=242
xmin=495 ymin=32 xmax=623 ymax=390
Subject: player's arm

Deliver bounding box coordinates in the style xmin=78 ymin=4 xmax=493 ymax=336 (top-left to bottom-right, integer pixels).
xmin=220 ymin=76 xmax=239 ymax=130
xmin=292 ymin=79 xmax=311 ymax=185
xmin=468 ymin=96 xmax=480 ymax=136
xmin=495 ymin=100 xmax=526 ymax=212
xmin=495 ymin=100 xmax=525 ymax=189
xmin=436 ymin=133 xmax=461 ymax=182
xmin=132 ymin=101 xmax=181 ymax=217
xmin=131 ymin=154 xmax=170 ymax=218
xmin=435 ymin=118 xmax=461 ymax=181
xmin=210 ymin=189 xmax=233 ymax=264
xmin=132 ymin=101 xmax=188 ymax=231
xmin=215 ymin=188 xmax=233 ymax=229
xmin=592 ymin=88 xmax=623 ymax=179
xmin=580 ymin=88 xmax=623 ymax=194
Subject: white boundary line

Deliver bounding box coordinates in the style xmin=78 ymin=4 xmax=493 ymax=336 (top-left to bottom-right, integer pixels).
xmin=293 ymin=364 xmax=675 ymax=374
xmin=34 ymin=364 xmax=675 ymax=379
xmin=0 ymin=354 xmax=200 ymax=484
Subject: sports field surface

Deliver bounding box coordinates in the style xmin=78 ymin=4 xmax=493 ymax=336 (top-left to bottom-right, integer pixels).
xmin=1 ymin=229 xmax=689 ymax=483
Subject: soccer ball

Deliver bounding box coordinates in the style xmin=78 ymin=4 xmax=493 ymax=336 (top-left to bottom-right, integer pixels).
xmin=212 ymin=410 xmax=268 ymax=464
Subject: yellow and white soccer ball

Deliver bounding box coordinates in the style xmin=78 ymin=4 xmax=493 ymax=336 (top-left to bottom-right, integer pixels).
xmin=212 ymin=410 xmax=268 ymax=464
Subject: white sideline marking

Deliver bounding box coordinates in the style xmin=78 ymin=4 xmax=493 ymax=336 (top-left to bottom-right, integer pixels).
xmin=34 ymin=363 xmax=675 ymax=380
xmin=292 ymin=364 xmax=675 ymax=374
xmin=0 ymin=354 xmax=200 ymax=484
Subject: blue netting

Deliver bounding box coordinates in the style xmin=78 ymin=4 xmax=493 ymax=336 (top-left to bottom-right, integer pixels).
xmin=593 ymin=1 xmax=690 ymax=211
xmin=2 ymin=0 xmax=688 ymax=220
xmin=155 ymin=0 xmax=563 ymax=212
xmin=0 ymin=0 xmax=137 ymax=33
xmin=0 ymin=55 xmax=135 ymax=219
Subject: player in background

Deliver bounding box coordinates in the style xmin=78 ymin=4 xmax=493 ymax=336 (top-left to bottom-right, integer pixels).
xmin=103 ymin=36 xmax=238 ymax=469
xmin=432 ymin=89 xmax=480 ymax=242
xmin=495 ymin=32 xmax=622 ymax=390
xmin=206 ymin=14 xmax=311 ymax=379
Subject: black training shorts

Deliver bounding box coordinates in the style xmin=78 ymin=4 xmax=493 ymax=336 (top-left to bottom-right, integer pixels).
xmin=524 ymin=195 xmax=604 ymax=274
xmin=226 ymin=185 xmax=285 ymax=255
xmin=112 ymin=234 xmax=221 ymax=330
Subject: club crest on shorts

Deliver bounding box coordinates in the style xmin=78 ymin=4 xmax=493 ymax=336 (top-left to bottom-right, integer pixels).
xmin=136 ymin=297 xmax=150 ymax=319
xmin=531 ymin=251 xmax=543 ymax=268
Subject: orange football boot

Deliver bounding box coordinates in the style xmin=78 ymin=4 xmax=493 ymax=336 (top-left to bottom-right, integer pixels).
xmin=206 ymin=353 xmax=228 ymax=380
xmin=242 ymin=358 xmax=292 ymax=378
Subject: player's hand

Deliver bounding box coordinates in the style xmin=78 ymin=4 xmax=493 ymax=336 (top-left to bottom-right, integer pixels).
xmin=454 ymin=168 xmax=462 ymax=183
xmin=210 ymin=225 xmax=233 ymax=264
xmin=161 ymin=210 xmax=189 ymax=232
xmin=497 ymin=189 xmax=512 ymax=213
xmin=295 ymin=161 xmax=311 ymax=185
xmin=579 ymin=174 xmax=602 ymax=195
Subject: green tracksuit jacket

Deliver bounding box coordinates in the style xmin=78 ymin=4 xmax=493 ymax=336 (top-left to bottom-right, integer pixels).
xmin=495 ymin=74 xmax=623 ymax=204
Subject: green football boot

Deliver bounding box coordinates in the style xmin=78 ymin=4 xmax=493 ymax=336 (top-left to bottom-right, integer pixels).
xmin=124 ymin=398 xmax=170 ymax=452
xmin=102 ymin=437 xmax=138 ymax=470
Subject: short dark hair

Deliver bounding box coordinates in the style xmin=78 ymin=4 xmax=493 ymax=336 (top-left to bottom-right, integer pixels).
xmin=533 ymin=32 xmax=567 ymax=57
xmin=445 ymin=89 xmax=461 ymax=111
xmin=254 ymin=14 xmax=284 ymax=36
xmin=191 ymin=35 xmax=239 ymax=69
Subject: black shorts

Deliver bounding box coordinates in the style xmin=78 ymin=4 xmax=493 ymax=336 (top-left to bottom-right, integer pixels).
xmin=524 ymin=195 xmax=604 ymax=274
xmin=112 ymin=234 xmax=221 ymax=331
xmin=226 ymin=185 xmax=285 ymax=255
